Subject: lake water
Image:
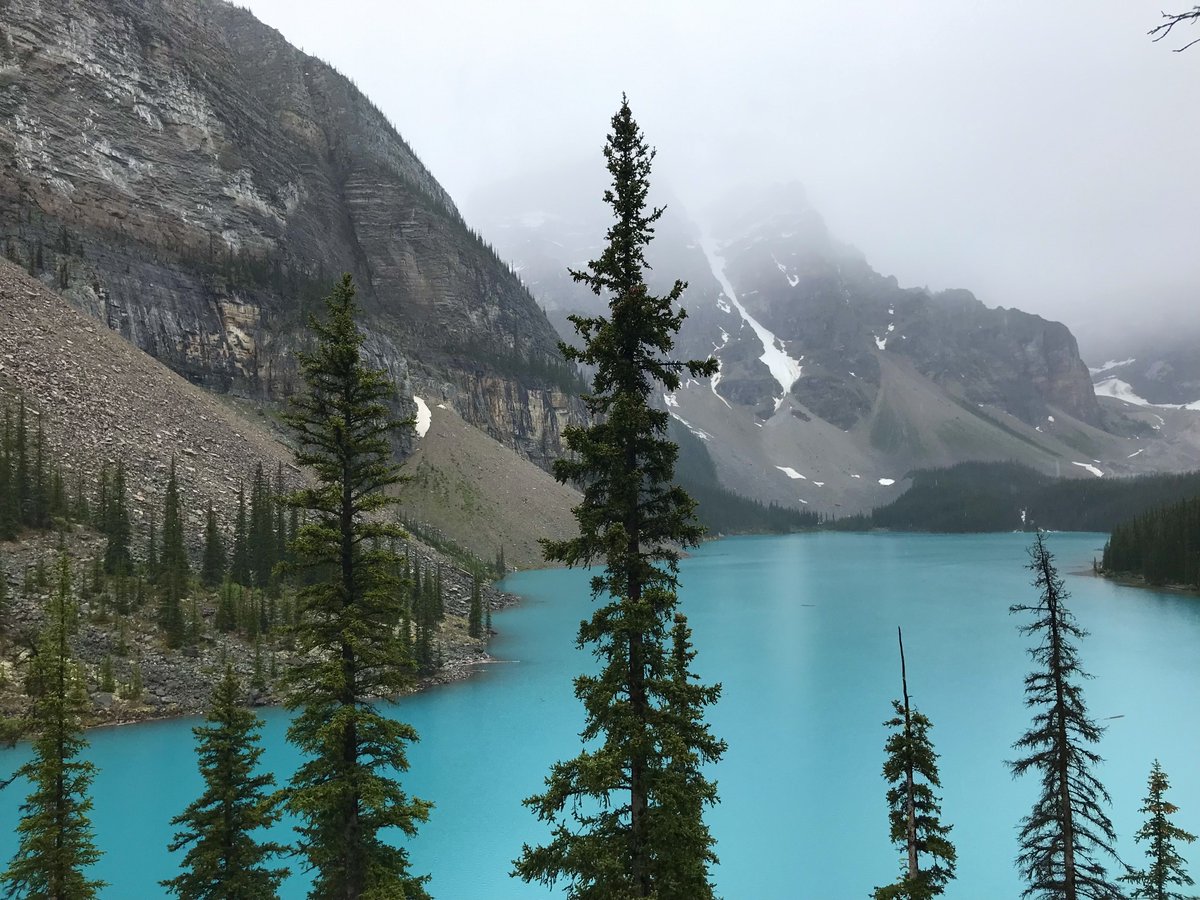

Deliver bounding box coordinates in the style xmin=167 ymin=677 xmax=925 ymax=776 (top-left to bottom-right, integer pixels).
xmin=2 ymin=532 xmax=1199 ymax=898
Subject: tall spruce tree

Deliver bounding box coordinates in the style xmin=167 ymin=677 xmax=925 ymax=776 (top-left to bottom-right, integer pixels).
xmin=248 ymin=463 xmax=274 ymax=590
xmin=1121 ymin=760 xmax=1196 ymax=900
xmin=281 ymin=274 xmax=430 ymax=899
xmin=201 ymin=504 xmax=226 ymax=589
xmin=162 ymin=667 xmax=288 ymax=899
xmin=230 ymin=484 xmax=250 ymax=588
xmin=103 ymin=461 xmax=132 ymax=576
xmin=1 ymin=555 xmax=104 ymax=898
xmin=1010 ymin=532 xmax=1123 ymax=900
xmin=513 ymin=96 xmax=722 ymax=899
xmin=873 ymin=628 xmax=956 ymax=900
xmin=0 ymin=406 xmax=17 ymax=540
xmin=159 ymin=458 xmax=189 ymax=647
xmin=14 ymin=396 xmax=29 ymax=529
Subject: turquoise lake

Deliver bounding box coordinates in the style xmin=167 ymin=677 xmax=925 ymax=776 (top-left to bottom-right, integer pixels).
xmin=3 ymin=532 xmax=1199 ymax=898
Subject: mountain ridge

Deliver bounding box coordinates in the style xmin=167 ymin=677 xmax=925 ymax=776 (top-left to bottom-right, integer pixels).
xmin=0 ymin=0 xmax=581 ymax=466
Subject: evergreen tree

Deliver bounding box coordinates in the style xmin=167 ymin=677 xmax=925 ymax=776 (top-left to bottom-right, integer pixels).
xmin=0 ymin=566 xmax=9 ymax=647
xmin=146 ymin=508 xmax=159 ymax=581
xmin=467 ymin=575 xmax=483 ymax=639
xmin=162 ymin=667 xmax=288 ymax=899
xmin=281 ymin=274 xmax=431 ymax=899
xmin=103 ymin=461 xmax=132 ymax=576
xmin=201 ymin=504 xmax=226 ymax=589
xmin=513 ymin=97 xmax=722 ymax=899
xmin=874 ymin=628 xmax=956 ymax=900
xmin=159 ymin=458 xmax=189 ymax=647
xmin=0 ymin=406 xmax=19 ymax=540
xmin=1 ymin=556 xmax=104 ymax=898
xmin=1010 ymin=532 xmax=1123 ymax=900
xmin=230 ymin=484 xmax=250 ymax=588
xmin=1121 ymin=761 xmax=1196 ymax=900
xmin=273 ymin=463 xmax=288 ymax=579
xmin=30 ymin=417 xmax=48 ymax=529
xmin=652 ymin=613 xmax=726 ymax=895
xmin=14 ymin=396 xmax=30 ymax=528
xmin=215 ymin=580 xmax=238 ymax=634
xmin=248 ymin=463 xmax=274 ymax=590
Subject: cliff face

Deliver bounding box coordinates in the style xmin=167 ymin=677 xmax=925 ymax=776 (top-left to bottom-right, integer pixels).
xmin=0 ymin=0 xmax=580 ymax=465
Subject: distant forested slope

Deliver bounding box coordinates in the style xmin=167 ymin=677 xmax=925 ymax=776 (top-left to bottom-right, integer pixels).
xmin=836 ymin=462 xmax=1200 ymax=533
xmin=1103 ymin=498 xmax=1200 ymax=588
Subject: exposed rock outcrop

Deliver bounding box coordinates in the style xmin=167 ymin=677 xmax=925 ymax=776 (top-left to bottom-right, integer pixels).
xmin=0 ymin=0 xmax=581 ymax=467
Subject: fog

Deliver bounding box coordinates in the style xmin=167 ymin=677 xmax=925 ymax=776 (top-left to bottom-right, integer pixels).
xmin=238 ymin=0 xmax=1199 ymax=359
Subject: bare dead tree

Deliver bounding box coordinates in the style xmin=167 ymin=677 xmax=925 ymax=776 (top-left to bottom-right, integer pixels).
xmin=1150 ymin=6 xmax=1200 ymax=52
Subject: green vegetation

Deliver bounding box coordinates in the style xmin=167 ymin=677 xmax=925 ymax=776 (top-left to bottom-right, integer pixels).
xmin=840 ymin=461 xmax=1200 ymax=533
xmin=163 ymin=667 xmax=288 ymax=899
xmin=874 ymin=629 xmax=956 ymax=900
xmin=513 ymin=96 xmax=724 ymax=898
xmin=1121 ymin=760 xmax=1196 ymax=899
xmin=1102 ymin=497 xmax=1200 ymax=588
xmin=1010 ymin=533 xmax=1122 ymax=900
xmin=1 ymin=556 xmax=104 ymax=898
xmin=280 ymin=274 xmax=431 ymax=898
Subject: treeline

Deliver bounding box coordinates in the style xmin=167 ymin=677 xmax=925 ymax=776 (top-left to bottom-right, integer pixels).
xmin=670 ymin=421 xmax=823 ymax=534
xmin=0 ymin=390 xmax=492 ymax=671
xmin=0 ymin=396 xmax=74 ymax=537
xmin=838 ymin=461 xmax=1200 ymax=533
xmin=1102 ymin=496 xmax=1200 ymax=587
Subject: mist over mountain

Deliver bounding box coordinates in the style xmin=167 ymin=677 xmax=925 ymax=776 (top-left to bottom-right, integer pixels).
xmin=473 ymin=172 xmax=1200 ymax=515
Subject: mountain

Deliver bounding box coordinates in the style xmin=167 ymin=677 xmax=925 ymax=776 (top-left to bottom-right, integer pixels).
xmin=0 ymin=0 xmax=581 ymax=466
xmin=473 ymin=177 xmax=1197 ymax=515
xmin=1090 ymin=342 xmax=1200 ymax=409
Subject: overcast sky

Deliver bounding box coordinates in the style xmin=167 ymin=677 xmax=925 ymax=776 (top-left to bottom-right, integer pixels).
xmin=238 ymin=0 xmax=1199 ymax=357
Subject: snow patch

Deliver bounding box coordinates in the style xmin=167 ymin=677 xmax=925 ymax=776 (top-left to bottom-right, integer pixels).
xmin=798 ymin=498 xmax=809 ymax=505
xmin=1088 ymin=358 xmax=1135 ymax=376
xmin=1094 ymin=377 xmax=1154 ymax=407
xmin=412 ymin=396 xmax=431 ymax=438
xmin=1127 ymin=448 xmax=1145 ymax=458
xmin=813 ymin=481 xmax=825 ymax=487
xmin=709 ymin=360 xmax=732 ymax=409
xmin=874 ymin=336 xmax=887 ymax=350
xmin=1094 ymin=377 xmax=1200 ymax=410
xmin=878 ymin=478 xmax=896 ymax=486
xmin=1071 ymin=461 xmax=1104 ymax=478
xmin=1047 ymin=415 xmax=1055 ymax=423
xmin=776 ymin=467 xmax=806 ymax=480
xmin=700 ymin=237 xmax=803 ymax=399
xmin=850 ymin=473 xmax=861 ymax=479
xmin=670 ymin=412 xmax=711 ymax=441
xmin=663 ymin=392 xmax=679 ymax=408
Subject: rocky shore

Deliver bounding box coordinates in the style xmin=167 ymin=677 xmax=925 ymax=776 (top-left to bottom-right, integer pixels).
xmin=0 ymin=529 xmax=522 ymax=730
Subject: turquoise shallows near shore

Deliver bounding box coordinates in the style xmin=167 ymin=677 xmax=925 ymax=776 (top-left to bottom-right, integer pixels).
xmin=2 ymin=532 xmax=1196 ymax=898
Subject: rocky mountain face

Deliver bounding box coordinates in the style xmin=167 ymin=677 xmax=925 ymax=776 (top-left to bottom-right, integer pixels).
xmin=693 ymin=185 xmax=1101 ymax=430
xmin=0 ymin=0 xmax=581 ymax=466
xmin=1090 ymin=342 xmax=1200 ymax=408
xmin=474 ymin=179 xmax=1188 ymax=515
xmin=0 ymin=258 xmax=545 ymax=722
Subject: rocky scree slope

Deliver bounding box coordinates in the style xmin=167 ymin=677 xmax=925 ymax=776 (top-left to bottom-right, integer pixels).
xmin=0 ymin=259 xmax=522 ymax=724
xmin=0 ymin=0 xmax=581 ymax=467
